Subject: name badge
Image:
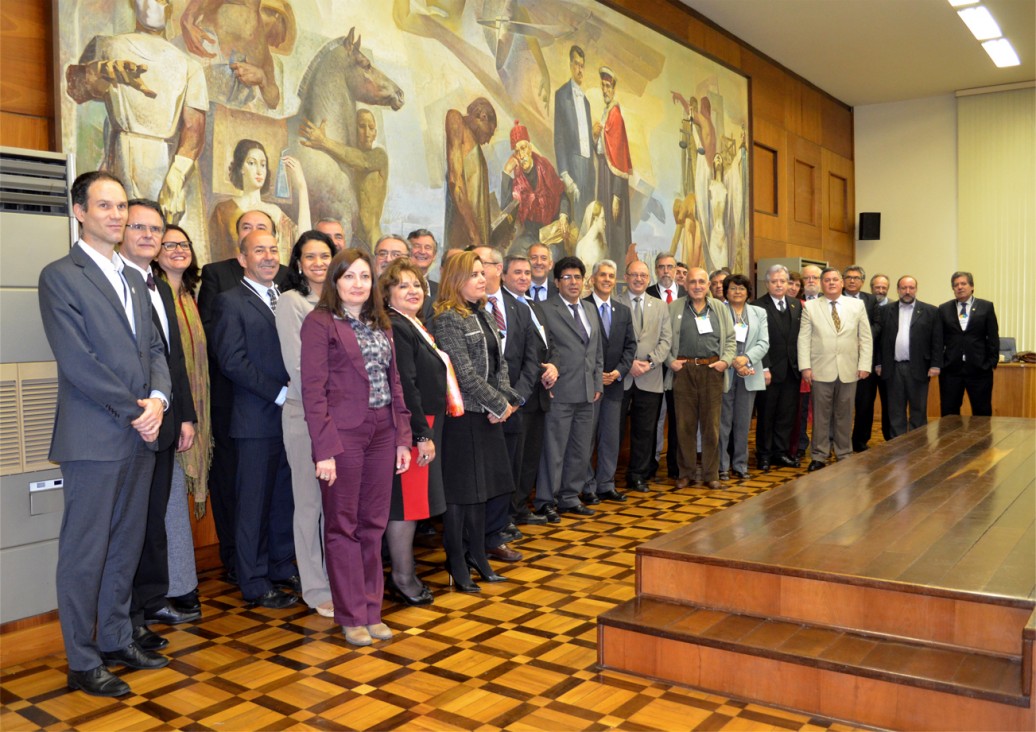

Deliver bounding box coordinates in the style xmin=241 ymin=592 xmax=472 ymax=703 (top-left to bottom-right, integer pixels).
xmin=734 ymin=322 xmax=748 ymax=342
xmin=695 ymin=316 xmax=714 ymax=335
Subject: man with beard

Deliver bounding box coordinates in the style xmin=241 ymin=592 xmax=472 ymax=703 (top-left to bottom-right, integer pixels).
xmin=501 ymin=120 xmax=568 ymax=255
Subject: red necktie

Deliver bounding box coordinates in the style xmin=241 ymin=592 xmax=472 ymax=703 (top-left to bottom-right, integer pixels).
xmin=665 ymin=288 xmax=673 ymax=304
xmin=489 ymin=295 xmax=505 ymax=333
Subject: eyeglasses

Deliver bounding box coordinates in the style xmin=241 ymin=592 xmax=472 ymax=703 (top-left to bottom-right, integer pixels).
xmin=844 ymin=275 xmax=863 ymax=281
xmin=161 ymin=240 xmax=191 ymax=251
xmin=127 ymin=223 xmax=165 ymax=236
xmin=558 ymin=274 xmax=583 ymax=282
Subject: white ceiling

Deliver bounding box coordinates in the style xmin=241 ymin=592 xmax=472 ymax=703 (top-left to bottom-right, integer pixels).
xmin=678 ymin=0 xmax=1036 ymax=107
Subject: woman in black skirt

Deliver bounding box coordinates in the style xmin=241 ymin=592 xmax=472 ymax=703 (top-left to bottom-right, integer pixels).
xmin=380 ymin=259 xmax=447 ymax=605
xmin=431 ymin=251 xmax=521 ymax=592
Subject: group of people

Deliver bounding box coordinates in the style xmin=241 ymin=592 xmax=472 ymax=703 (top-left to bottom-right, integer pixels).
xmin=41 ymin=170 xmax=1000 ymax=698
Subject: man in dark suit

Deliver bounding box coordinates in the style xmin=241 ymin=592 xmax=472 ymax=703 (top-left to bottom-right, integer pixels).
xmin=211 ymin=230 xmax=298 ymax=609
xmin=197 ymin=210 xmax=288 ymax=581
xmin=874 ymin=276 xmax=942 ymax=436
xmin=534 ymin=257 xmax=603 ymax=519
xmin=39 ymin=172 xmax=172 ymax=697
xmin=501 ymin=255 xmax=555 ymax=526
xmin=938 ymin=271 xmax=999 ymax=416
xmin=409 ymin=229 xmax=439 ymax=321
xmin=119 ymin=200 xmax=199 ymax=654
xmin=582 ymin=260 xmax=636 ymax=503
xmin=526 ymin=242 xmax=557 ymax=302
xmin=646 ymin=253 xmax=687 ymax=479
xmin=843 ymin=265 xmax=881 ymax=452
xmin=753 ymin=264 xmax=802 ymax=470
xmin=553 ymin=44 xmax=595 ymax=227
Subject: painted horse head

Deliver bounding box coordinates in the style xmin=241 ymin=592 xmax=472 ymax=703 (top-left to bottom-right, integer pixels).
xmin=298 ymin=27 xmax=404 ymax=117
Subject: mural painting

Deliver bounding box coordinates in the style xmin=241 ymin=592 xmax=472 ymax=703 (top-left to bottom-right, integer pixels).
xmin=58 ymin=0 xmax=751 ymax=276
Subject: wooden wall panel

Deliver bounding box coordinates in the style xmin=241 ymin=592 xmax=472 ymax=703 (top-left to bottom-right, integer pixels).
xmin=739 ymin=48 xmax=789 ymax=126
xmin=823 ymin=148 xmax=856 ymax=268
xmin=751 ymin=117 xmax=787 ymax=243
xmin=787 ymin=134 xmax=822 ymax=250
xmin=822 ymin=95 xmax=855 ymax=160
xmin=0 ymin=111 xmax=51 ymax=151
xmin=0 ymin=1 xmax=52 ymax=119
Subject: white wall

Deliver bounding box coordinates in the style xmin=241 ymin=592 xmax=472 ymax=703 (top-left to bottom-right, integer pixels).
xmin=853 ymin=95 xmax=957 ymax=302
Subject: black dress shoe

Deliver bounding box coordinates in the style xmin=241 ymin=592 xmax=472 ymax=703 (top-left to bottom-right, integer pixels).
xmin=774 ymin=454 xmax=799 ymax=468
xmin=807 ymin=460 xmax=826 ymax=472
xmin=145 ymin=603 xmax=200 ymax=626
xmin=273 ymin=575 xmax=302 ymax=594
xmin=534 ymin=504 xmax=561 ymax=523
xmin=222 ymin=568 xmax=238 ymax=585
xmin=68 ymin=666 xmax=131 ymax=697
xmin=598 ymin=490 xmax=626 ymax=502
xmin=557 ymin=503 xmax=595 ymax=516
xmin=463 ymin=554 xmax=508 ymax=581
xmin=168 ymin=590 xmax=200 ymax=614
xmin=757 ymin=460 xmax=771 ymax=472
xmin=132 ymin=624 xmax=168 ymax=651
xmin=513 ymin=511 xmax=547 ymax=526
xmin=627 ymin=480 xmax=650 ymax=493
xmin=100 ymin=642 xmax=170 ymax=670
xmin=499 ymin=523 xmax=523 ymax=541
xmin=732 ymin=469 xmax=749 ymax=480
xmin=579 ymin=492 xmax=601 ymax=505
xmin=249 ymin=589 xmax=298 ymax=609
xmin=386 ymin=576 xmax=434 ymax=606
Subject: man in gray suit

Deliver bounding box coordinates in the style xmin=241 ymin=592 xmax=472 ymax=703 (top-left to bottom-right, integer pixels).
xmin=616 ymin=260 xmax=672 ymax=492
xmin=534 ymin=256 xmax=604 ymax=519
xmin=39 ymin=171 xmax=172 ymax=697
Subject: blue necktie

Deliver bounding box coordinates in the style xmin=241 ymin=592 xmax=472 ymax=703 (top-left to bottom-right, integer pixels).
xmin=600 ymin=302 xmax=611 ymax=337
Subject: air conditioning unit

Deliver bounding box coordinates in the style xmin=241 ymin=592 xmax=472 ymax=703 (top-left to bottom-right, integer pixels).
xmin=0 ymin=147 xmax=75 ymax=623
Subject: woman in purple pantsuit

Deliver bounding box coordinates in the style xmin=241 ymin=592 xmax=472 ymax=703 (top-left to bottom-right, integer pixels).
xmin=300 ymin=249 xmax=412 ymax=647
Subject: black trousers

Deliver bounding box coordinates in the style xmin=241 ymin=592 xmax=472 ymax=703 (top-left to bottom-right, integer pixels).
xmin=939 ymin=369 xmax=994 ymax=416
xmin=852 ymin=371 xmax=878 ymax=452
xmin=207 ymin=368 xmax=238 ymax=573
xmin=130 ymin=443 xmax=174 ymax=626
xmin=511 ymin=407 xmax=545 ymax=517
xmin=754 ymin=376 xmax=799 ymax=462
xmin=622 ymin=384 xmax=663 ymax=482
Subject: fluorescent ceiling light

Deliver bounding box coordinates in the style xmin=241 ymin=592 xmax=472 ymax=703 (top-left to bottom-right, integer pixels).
xmin=947 ymin=0 xmax=979 ymax=7
xmin=957 ymin=6 xmax=1002 ymax=41
xmin=982 ymin=38 xmax=1021 ymax=67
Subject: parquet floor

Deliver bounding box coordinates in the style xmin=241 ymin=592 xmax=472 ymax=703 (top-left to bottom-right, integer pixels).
xmin=1 ymin=444 xmax=875 ymax=731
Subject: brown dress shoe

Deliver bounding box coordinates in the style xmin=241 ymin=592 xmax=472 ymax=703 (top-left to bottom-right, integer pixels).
xmin=706 ymin=480 xmax=722 ymax=490
xmin=674 ymin=477 xmax=690 ymax=488
xmin=487 ymin=543 xmax=522 ymax=562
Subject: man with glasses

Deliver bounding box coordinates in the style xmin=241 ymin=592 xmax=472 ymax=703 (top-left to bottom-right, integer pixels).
xmin=534 ymin=257 xmax=603 ymax=519
xmin=373 ymin=234 xmax=409 ymax=275
xmin=842 ymin=264 xmax=880 ymax=452
xmin=647 ymin=253 xmax=686 ymax=479
xmin=800 ymin=265 xmax=822 ymax=300
xmin=120 ymin=200 xmax=199 ymax=653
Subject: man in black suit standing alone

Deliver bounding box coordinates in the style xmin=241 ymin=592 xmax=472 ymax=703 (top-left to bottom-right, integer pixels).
xmin=874 ymin=276 xmax=942 ymax=436
xmin=938 ymin=271 xmax=999 ymax=416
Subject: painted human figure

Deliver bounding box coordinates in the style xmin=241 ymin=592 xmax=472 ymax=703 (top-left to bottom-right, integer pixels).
xmin=444 ymin=97 xmax=497 ymax=249
xmin=591 ymin=67 xmax=633 ymax=267
xmin=500 ymin=120 xmax=568 ymax=256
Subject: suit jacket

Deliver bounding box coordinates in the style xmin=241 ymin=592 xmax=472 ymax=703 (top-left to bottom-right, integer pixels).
xmin=584 ymin=295 xmax=637 ymax=401
xmin=939 ymin=298 xmax=999 ymax=375
xmin=798 ymin=296 xmax=873 ymax=383
xmin=647 ymin=283 xmax=687 ymax=304
xmin=664 ymin=295 xmax=737 ymax=391
xmin=752 ymin=294 xmax=801 ymax=383
xmin=538 ymin=295 xmax=603 ymax=403
xmin=616 ymin=291 xmax=672 ymax=394
xmin=875 ymin=300 xmax=943 ymax=381
xmin=431 ymin=307 xmax=520 ymax=418
xmin=553 ymin=80 xmax=595 ymax=195
xmin=497 ymin=290 xmax=546 ymax=406
xmin=38 ymin=243 xmax=171 ymax=462
xmin=389 ymin=311 xmax=446 ymax=442
xmin=300 ymin=308 xmax=412 ymax=461
xmin=197 ymin=257 xmax=290 ymax=333
xmin=727 ymin=303 xmax=770 ymax=392
xmin=844 ymin=290 xmax=880 ymax=368
xmin=153 ymin=275 xmax=197 ymax=452
xmin=212 ymin=283 xmax=289 ymax=439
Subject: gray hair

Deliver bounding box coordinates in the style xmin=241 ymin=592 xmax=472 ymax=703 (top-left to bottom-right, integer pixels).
xmin=592 ymin=259 xmax=617 ymax=276
xmin=374 ymin=234 xmax=409 ymax=254
xmin=843 ymin=264 xmax=866 ymax=279
xmin=766 ymin=264 xmax=790 ymax=281
xmin=951 ymin=270 xmax=974 ymax=287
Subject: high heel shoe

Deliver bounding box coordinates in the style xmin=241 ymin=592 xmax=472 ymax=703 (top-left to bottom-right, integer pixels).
xmin=385 ymin=576 xmax=434 ymax=606
xmin=464 ymin=553 xmax=506 ymax=582
xmin=446 ymin=565 xmax=481 ymax=593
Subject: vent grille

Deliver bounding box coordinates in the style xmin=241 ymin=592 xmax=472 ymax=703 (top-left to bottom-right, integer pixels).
xmin=21 ymin=377 xmax=58 ymax=468
xmin=0 ymin=148 xmax=70 ymax=215
xmin=0 ymin=363 xmax=58 ymax=476
xmin=0 ymin=377 xmax=20 ymax=473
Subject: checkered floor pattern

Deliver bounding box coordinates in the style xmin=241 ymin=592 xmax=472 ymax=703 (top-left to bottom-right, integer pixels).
xmin=1 ymin=455 xmax=873 ymax=731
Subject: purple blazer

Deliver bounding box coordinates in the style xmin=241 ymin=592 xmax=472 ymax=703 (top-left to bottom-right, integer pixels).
xmin=300 ymin=308 xmax=412 ymax=462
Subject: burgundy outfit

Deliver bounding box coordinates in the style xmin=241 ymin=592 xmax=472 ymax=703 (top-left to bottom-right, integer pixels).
xmin=300 ymin=309 xmax=411 ymax=626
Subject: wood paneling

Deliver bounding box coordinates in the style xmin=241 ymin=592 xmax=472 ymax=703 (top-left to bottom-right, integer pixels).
xmin=752 ymin=143 xmax=778 ymax=215
xmin=0 ymin=1 xmax=52 ymax=118
xmin=0 ymin=111 xmax=51 ymax=151
xmin=787 ymin=135 xmax=822 ymax=250
xmin=927 ymin=362 xmax=1036 ymax=419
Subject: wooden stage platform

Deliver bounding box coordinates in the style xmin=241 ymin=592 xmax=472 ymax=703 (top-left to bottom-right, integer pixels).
xmin=598 ymin=416 xmax=1035 ymax=731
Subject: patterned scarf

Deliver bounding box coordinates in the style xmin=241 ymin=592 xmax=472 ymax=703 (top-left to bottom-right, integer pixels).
xmin=174 ymin=289 xmax=212 ymax=516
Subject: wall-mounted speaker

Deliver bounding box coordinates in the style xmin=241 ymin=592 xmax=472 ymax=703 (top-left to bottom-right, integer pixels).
xmin=859 ymin=212 xmax=881 ymax=240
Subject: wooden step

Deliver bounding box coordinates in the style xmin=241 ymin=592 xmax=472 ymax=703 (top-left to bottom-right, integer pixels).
xmin=599 ymin=597 xmax=1035 ymax=731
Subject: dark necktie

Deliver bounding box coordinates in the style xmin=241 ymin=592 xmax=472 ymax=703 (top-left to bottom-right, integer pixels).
xmin=777 ymin=298 xmax=785 ymax=312
xmin=268 ymin=286 xmax=279 ymax=312
xmin=146 ymin=272 xmax=156 ymax=291
xmin=569 ymin=303 xmax=588 ymax=344
xmin=960 ymin=302 xmax=968 ymax=318
xmin=532 ymin=285 xmax=544 ymax=301
xmin=489 ymin=295 xmax=505 ymax=333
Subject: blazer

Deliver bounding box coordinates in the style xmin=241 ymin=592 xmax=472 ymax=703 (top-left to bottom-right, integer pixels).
xmin=38 ymin=243 xmax=171 ymax=462
xmin=389 ymin=311 xmax=447 ymax=442
xmin=553 ymin=80 xmax=595 ymax=182
xmin=300 ymin=308 xmax=412 ymax=461
xmin=584 ymin=295 xmax=637 ymax=402
xmin=537 ymin=295 xmax=604 ymax=403
xmin=431 ymin=307 xmax=519 ymax=418
xmin=875 ymin=300 xmax=943 ymax=381
xmin=798 ymin=296 xmax=873 ymax=383
xmin=197 ymin=257 xmax=290 ymax=333
xmin=726 ymin=303 xmax=770 ymax=392
xmin=153 ymin=275 xmax=197 ymax=452
xmin=664 ymin=294 xmax=737 ymax=391
xmin=615 ymin=291 xmax=672 ymax=394
xmin=647 ymin=282 xmax=687 ymax=304
xmin=844 ymin=290 xmax=880 ymax=368
xmin=212 ymin=283 xmax=290 ymax=439
xmin=751 ymin=294 xmax=801 ymax=383
xmin=938 ymin=297 xmax=999 ymax=375
xmin=498 ymin=290 xmax=546 ymax=407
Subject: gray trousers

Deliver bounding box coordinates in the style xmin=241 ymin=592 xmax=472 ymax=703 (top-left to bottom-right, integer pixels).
xmin=537 ymin=400 xmax=595 ymax=509
xmin=584 ymin=396 xmax=622 ymax=494
xmin=282 ymin=400 xmax=332 ymax=609
xmin=58 ymin=446 xmax=155 ymax=670
xmin=811 ymin=378 xmax=857 ymax=461
xmin=719 ymin=378 xmax=758 ymax=473
xmin=165 ymin=461 xmax=198 ymax=597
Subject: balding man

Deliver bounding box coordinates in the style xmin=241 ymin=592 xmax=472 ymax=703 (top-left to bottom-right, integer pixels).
xmin=315 ymin=218 xmax=347 ymax=251
xmin=373 ymin=234 xmax=409 ymax=275
xmin=211 ymin=231 xmax=298 ymax=608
